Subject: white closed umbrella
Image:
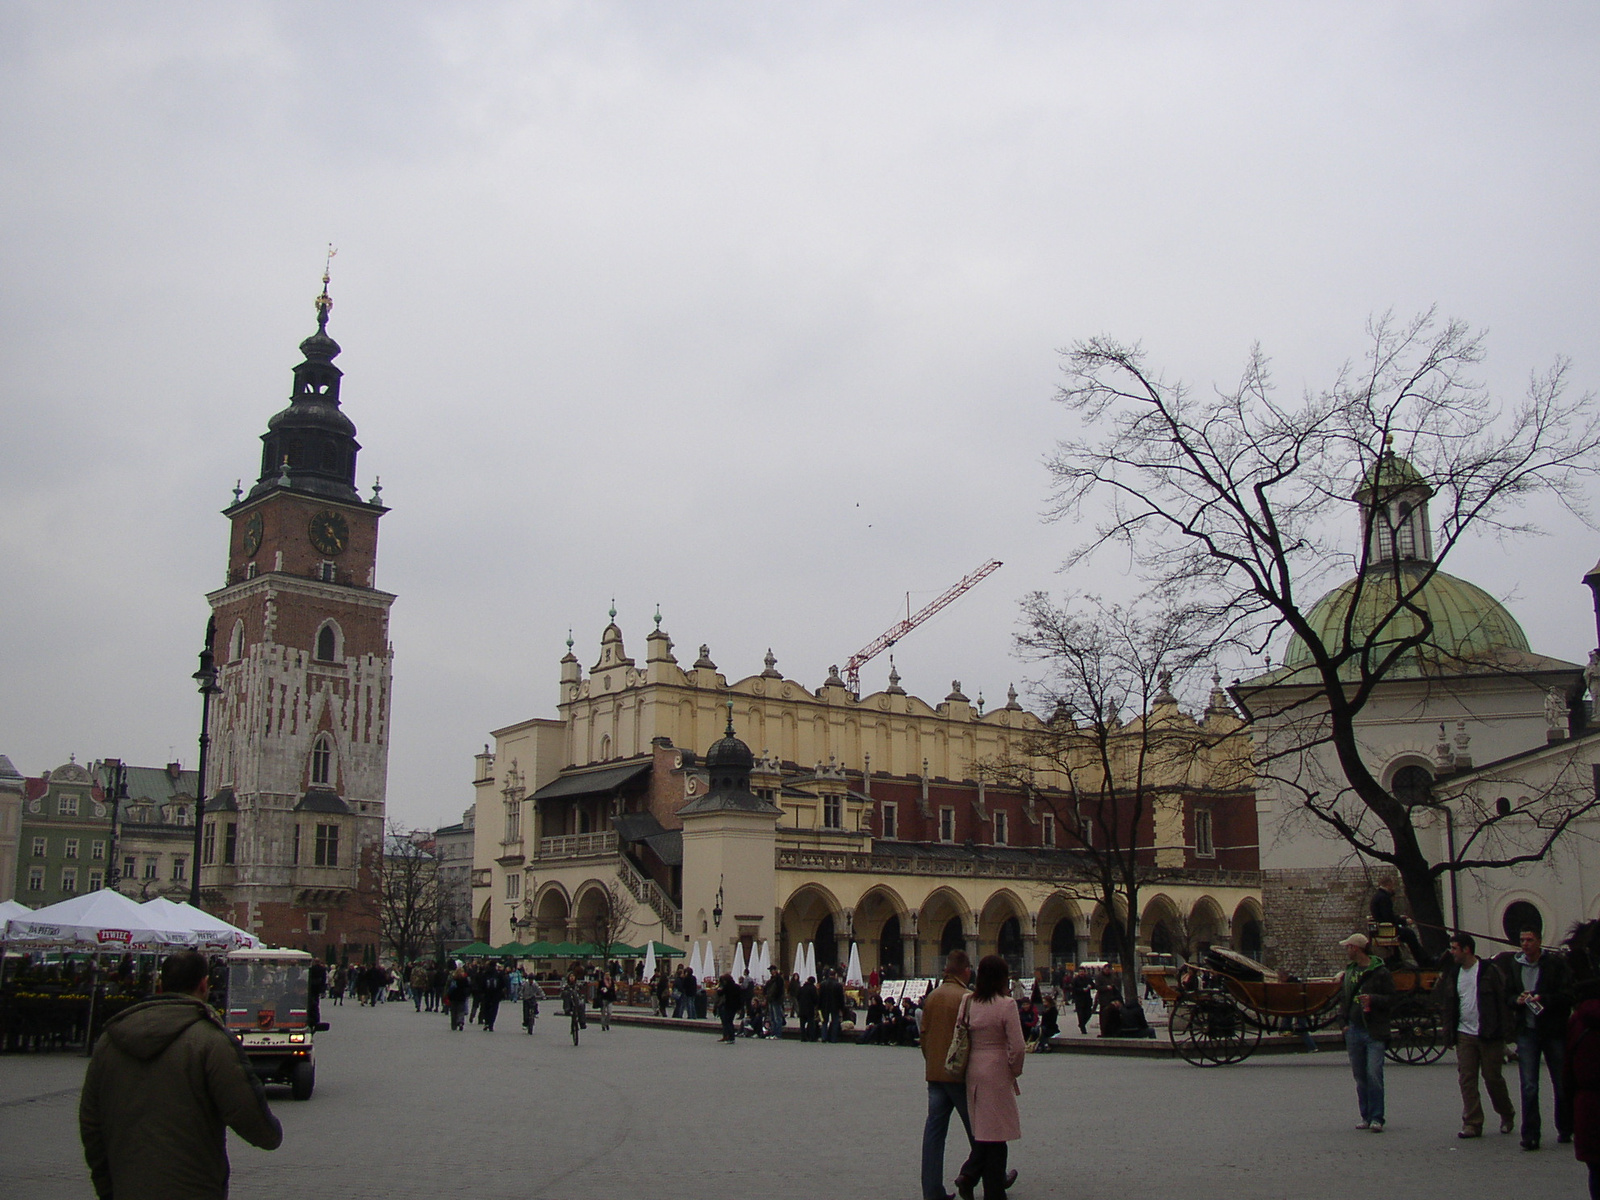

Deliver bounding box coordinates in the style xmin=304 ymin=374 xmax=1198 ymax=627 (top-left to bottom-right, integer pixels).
xmin=642 ymin=942 xmax=657 ymax=979
xmin=803 ymin=942 xmax=817 ymax=980
xmin=792 ymin=941 xmax=806 ymax=979
xmin=731 ymin=942 xmax=747 ymax=980
xmin=846 ymin=942 xmax=864 ymax=986
xmin=689 ymin=942 xmax=703 ymax=979
xmin=755 ymin=940 xmax=769 ymax=978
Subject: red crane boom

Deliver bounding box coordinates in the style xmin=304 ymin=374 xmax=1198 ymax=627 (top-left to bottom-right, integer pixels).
xmin=843 ymin=560 xmax=1003 ymax=693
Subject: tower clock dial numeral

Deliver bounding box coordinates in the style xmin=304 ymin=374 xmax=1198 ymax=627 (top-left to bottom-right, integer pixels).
xmin=308 ymin=510 xmax=350 ymax=556
xmin=242 ymin=512 xmax=263 ymax=556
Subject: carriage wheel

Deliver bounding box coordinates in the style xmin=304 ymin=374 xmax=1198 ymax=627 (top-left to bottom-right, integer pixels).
xmin=1170 ymin=994 xmax=1261 ymax=1066
xmin=1386 ymin=1001 xmax=1445 ymax=1065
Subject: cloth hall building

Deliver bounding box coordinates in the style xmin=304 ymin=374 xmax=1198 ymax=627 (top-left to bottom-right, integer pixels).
xmin=470 ymin=621 xmax=1262 ymax=980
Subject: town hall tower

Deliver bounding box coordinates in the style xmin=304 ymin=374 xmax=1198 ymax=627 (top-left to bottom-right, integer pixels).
xmin=199 ymin=275 xmax=393 ymax=962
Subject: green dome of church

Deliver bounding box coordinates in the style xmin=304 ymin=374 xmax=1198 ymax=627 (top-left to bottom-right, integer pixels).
xmin=1283 ymin=563 xmax=1530 ymax=678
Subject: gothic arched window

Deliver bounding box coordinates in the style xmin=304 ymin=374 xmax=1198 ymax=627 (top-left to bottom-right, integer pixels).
xmin=311 ymin=734 xmax=333 ymax=786
xmin=316 ymin=624 xmax=337 ymax=662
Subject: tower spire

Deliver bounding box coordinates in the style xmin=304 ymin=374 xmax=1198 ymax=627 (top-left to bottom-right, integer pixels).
xmin=316 ymin=244 xmax=337 ymax=331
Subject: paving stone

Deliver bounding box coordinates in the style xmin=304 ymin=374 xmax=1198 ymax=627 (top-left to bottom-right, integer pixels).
xmin=0 ymin=1000 xmax=1582 ymax=1198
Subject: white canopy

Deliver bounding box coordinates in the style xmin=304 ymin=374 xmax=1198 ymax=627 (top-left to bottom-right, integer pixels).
xmin=3 ymin=890 xmax=192 ymax=949
xmin=845 ymin=942 xmax=864 ymax=986
xmin=0 ymin=899 xmax=31 ymax=926
xmin=141 ymin=898 xmax=259 ymax=949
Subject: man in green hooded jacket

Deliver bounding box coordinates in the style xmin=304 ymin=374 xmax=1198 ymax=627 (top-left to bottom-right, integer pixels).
xmin=80 ymin=949 xmax=282 ymax=1199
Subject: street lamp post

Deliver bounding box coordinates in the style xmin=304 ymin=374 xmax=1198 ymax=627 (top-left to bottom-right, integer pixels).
xmin=189 ymin=618 xmax=221 ymax=908
xmin=103 ymin=758 xmax=127 ymax=894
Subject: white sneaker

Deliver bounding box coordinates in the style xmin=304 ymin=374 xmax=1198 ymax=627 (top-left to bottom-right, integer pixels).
xmin=1355 ymin=1122 xmax=1370 ymax=1130
xmin=1369 ymin=1121 xmax=1385 ymax=1134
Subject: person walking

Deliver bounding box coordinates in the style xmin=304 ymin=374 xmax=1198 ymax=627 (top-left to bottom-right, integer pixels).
xmin=920 ymin=949 xmax=979 ymax=1200
xmin=765 ymin=966 xmax=787 ymax=1037
xmin=1069 ymin=969 xmax=1094 ymax=1036
xmin=445 ymin=967 xmax=471 ymax=1032
xmin=820 ymin=968 xmax=845 ymax=1043
xmin=410 ymin=962 xmax=430 ymax=1013
xmin=1437 ymin=932 xmax=1515 ymax=1138
xmin=717 ymin=973 xmax=742 ymax=1043
xmin=1564 ymin=984 xmax=1600 ymax=1198
xmin=798 ymin=975 xmax=819 ymax=1042
xmin=479 ymin=964 xmax=505 ymax=1032
xmin=79 ymin=949 xmax=282 ymax=1200
xmin=597 ymin=973 xmax=616 ymax=1032
xmin=1338 ymin=933 xmax=1394 ymax=1133
xmin=1505 ymin=926 xmax=1576 ymax=1149
xmin=956 ymin=954 xmax=1025 ymax=1200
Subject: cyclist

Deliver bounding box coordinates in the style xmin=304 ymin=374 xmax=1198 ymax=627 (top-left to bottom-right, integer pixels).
xmin=561 ymin=973 xmax=587 ymax=1045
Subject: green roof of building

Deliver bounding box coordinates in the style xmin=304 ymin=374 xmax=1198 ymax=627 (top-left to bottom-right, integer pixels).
xmin=1356 ymin=451 xmax=1429 ymax=497
xmin=1282 ymin=563 xmax=1530 ymax=679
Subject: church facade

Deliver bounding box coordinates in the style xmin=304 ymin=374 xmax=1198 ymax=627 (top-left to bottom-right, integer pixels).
xmin=197 ymin=282 xmax=393 ymax=963
xmin=1239 ymin=451 xmax=1598 ymax=974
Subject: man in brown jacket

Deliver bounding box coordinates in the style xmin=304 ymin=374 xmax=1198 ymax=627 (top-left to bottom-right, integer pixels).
xmin=921 ymin=950 xmax=976 ymax=1200
xmin=80 ymin=949 xmax=283 ymax=1199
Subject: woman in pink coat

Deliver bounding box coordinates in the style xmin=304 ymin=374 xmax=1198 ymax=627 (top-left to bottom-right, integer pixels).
xmin=959 ymin=954 xmax=1025 ymax=1199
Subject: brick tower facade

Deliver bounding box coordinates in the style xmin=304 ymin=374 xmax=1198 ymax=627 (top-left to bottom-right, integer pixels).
xmin=199 ymin=278 xmax=394 ymax=963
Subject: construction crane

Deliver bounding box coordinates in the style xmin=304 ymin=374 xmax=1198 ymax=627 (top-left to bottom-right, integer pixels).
xmin=842 ymin=560 xmax=1003 ymax=693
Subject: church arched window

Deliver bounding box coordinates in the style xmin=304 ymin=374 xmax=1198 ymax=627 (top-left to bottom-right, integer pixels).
xmin=229 ymin=620 xmax=246 ymax=662
xmin=315 ymin=621 xmax=341 ymax=663
xmin=1391 ymin=764 xmax=1433 ymax=807
xmin=311 ymin=734 xmax=334 ymax=786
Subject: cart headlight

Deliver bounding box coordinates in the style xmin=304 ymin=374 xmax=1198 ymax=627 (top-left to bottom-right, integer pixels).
xmin=288 ymin=1033 xmax=306 ymax=1043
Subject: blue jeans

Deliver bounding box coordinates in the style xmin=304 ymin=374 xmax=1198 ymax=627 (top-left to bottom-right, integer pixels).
xmin=1345 ymin=1025 xmax=1386 ymax=1125
xmin=824 ymin=1013 xmax=841 ymax=1042
xmin=1516 ymin=1029 xmax=1571 ymax=1142
xmin=922 ymin=1082 xmax=976 ymax=1200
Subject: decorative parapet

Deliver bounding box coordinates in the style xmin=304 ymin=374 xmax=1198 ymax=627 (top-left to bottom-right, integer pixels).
xmin=774 ymin=845 xmax=1259 ymax=889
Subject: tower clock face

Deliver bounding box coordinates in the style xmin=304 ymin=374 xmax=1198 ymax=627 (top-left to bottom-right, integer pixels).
xmin=242 ymin=513 xmax=263 ymax=556
xmin=308 ymin=510 xmax=350 ymax=556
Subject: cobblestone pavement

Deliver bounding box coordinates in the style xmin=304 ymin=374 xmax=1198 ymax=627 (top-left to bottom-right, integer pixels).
xmin=1 ymin=1000 xmax=1583 ymax=1199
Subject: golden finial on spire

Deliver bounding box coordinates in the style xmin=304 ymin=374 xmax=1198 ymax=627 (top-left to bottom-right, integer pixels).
xmin=315 ymin=243 xmax=337 ymax=328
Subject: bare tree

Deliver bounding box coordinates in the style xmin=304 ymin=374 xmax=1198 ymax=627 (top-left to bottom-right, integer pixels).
xmin=1048 ymin=311 xmax=1600 ymax=956
xmin=988 ymin=594 xmax=1249 ymax=1003
xmin=378 ymin=822 xmax=445 ymax=966
xmin=585 ymin=880 xmax=638 ymax=966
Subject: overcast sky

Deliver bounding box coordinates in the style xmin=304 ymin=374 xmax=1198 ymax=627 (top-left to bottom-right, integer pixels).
xmin=3 ymin=2 xmax=1597 ymax=831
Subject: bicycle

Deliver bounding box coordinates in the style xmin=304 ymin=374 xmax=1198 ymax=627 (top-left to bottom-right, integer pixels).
xmin=569 ymin=1002 xmax=586 ymax=1045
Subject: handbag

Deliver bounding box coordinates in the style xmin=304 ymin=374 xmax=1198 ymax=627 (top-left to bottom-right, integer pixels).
xmin=944 ymin=994 xmax=973 ymax=1079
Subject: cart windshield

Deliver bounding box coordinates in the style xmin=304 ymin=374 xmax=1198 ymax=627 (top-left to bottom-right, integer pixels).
xmin=225 ymin=958 xmax=310 ymax=1029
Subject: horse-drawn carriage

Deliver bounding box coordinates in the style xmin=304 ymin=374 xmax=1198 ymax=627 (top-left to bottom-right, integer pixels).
xmin=1147 ymin=943 xmax=1444 ymax=1067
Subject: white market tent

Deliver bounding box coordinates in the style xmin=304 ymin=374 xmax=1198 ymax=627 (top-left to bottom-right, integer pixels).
xmin=845 ymin=942 xmax=864 ymax=986
xmin=141 ymin=898 xmax=259 ymax=949
xmin=2 ymin=890 xmax=192 ymax=950
xmin=0 ymin=899 xmax=30 ymax=926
